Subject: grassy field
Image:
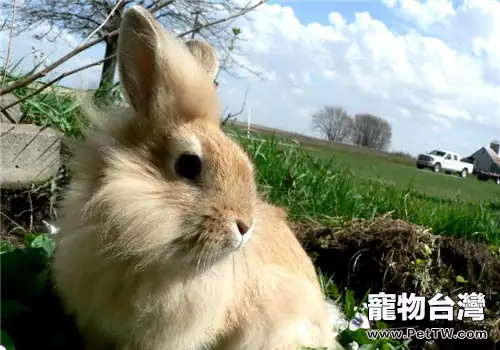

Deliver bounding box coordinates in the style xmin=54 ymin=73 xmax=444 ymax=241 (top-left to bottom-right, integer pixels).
xmin=227 ymin=124 xmax=500 ymax=202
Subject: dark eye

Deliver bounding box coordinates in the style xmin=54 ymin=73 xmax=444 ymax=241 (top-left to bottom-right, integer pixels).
xmin=175 ymin=153 xmax=202 ymax=180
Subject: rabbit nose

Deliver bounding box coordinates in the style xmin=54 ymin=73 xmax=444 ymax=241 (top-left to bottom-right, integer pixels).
xmin=236 ymin=219 xmax=251 ymax=235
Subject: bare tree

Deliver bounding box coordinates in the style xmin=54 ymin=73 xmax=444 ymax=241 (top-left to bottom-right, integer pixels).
xmin=351 ymin=113 xmax=392 ymax=151
xmin=311 ymin=106 xmax=354 ymax=143
xmin=1 ymin=0 xmax=266 ymax=99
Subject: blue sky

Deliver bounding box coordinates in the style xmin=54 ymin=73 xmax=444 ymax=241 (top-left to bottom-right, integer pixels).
xmin=277 ymin=1 xmax=394 ymax=25
xmin=1 ymin=0 xmax=499 ymax=157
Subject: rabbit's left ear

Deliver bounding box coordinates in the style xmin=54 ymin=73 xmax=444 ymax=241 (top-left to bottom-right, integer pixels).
xmin=117 ymin=6 xmax=163 ymax=115
xmin=117 ymin=6 xmax=220 ymax=123
xmin=185 ymin=39 xmax=219 ymax=80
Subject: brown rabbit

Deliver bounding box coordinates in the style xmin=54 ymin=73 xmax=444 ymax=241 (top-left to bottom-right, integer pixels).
xmin=185 ymin=39 xmax=220 ymax=79
xmin=51 ymin=5 xmax=345 ymax=350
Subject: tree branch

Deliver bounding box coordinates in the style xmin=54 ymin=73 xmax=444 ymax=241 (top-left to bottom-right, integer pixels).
xmin=0 ymin=0 xmax=268 ymax=99
xmin=0 ymin=0 xmax=175 ymax=96
xmin=79 ymin=0 xmax=126 ymax=47
xmin=179 ymin=0 xmax=267 ymax=39
xmin=1 ymin=58 xmax=107 ymax=114
xmin=221 ymin=84 xmax=249 ymax=126
xmin=1 ymin=0 xmax=17 ymax=89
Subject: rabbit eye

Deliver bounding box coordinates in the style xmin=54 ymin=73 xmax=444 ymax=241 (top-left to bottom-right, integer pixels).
xmin=175 ymin=153 xmax=202 ymax=180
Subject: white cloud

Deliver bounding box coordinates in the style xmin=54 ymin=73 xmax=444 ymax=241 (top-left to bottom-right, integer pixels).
xmin=383 ymin=0 xmax=455 ymax=29
xmin=2 ymin=0 xmax=500 ymax=157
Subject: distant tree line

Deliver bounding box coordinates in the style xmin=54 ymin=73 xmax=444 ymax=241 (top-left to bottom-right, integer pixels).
xmin=311 ymin=106 xmax=392 ymax=151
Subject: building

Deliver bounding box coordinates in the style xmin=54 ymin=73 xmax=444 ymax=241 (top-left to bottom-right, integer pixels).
xmin=469 ymin=141 xmax=500 ymax=174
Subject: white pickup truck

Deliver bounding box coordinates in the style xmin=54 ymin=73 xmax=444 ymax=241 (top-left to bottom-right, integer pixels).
xmin=416 ymin=149 xmax=474 ymax=178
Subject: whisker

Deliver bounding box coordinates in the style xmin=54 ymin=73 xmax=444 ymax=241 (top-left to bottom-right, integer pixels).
xmin=186 ymin=239 xmax=206 ymax=292
xmin=196 ymin=241 xmax=206 ymax=272
xmin=242 ymin=242 xmax=250 ymax=277
xmin=232 ymin=250 xmax=237 ymax=291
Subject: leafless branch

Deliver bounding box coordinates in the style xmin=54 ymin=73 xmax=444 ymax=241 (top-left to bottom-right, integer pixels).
xmin=0 ymin=0 xmax=267 ymax=98
xmin=0 ymin=31 xmax=116 ymax=96
xmin=80 ymin=0 xmax=125 ymax=47
xmin=1 ymin=0 xmax=17 ymax=89
xmin=0 ymin=211 xmax=27 ymax=234
xmin=1 ymin=58 xmax=107 ymax=112
xmin=179 ymin=0 xmax=267 ymax=39
xmin=311 ymin=106 xmax=354 ymax=143
xmin=221 ymin=84 xmax=249 ymax=126
xmin=0 ymin=1 xmax=175 ymax=96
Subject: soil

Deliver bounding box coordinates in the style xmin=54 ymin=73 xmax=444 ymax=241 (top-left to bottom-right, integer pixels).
xmin=293 ymin=216 xmax=500 ymax=350
xmin=1 ymin=165 xmax=70 ymax=243
xmin=0 ymin=187 xmax=54 ymax=245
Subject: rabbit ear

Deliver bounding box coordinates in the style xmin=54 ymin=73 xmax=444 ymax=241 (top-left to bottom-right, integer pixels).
xmin=118 ymin=6 xmax=220 ymax=123
xmin=185 ymin=39 xmax=219 ymax=80
xmin=117 ymin=6 xmax=162 ymax=115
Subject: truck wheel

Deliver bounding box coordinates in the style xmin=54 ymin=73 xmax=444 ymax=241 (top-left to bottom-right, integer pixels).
xmin=460 ymin=168 xmax=468 ymax=178
xmin=416 ymin=164 xmax=424 ymax=169
xmin=496 ymin=178 xmax=500 ymax=185
xmin=433 ymin=163 xmax=441 ymax=172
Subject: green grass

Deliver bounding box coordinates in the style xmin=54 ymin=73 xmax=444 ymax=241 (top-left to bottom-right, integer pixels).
xmin=303 ymin=143 xmax=499 ymax=202
xmin=1 ymin=69 xmax=87 ymax=139
xmin=228 ymin=127 xmax=500 ymax=202
xmin=226 ymin=130 xmax=500 ymax=245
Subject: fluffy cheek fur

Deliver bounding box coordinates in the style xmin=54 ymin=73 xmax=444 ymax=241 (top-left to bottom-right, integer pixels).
xmin=65 ymin=140 xmax=250 ymax=273
xmin=84 ymin=148 xmax=189 ymax=265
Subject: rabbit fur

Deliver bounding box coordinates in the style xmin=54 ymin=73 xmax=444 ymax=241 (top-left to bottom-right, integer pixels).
xmin=185 ymin=39 xmax=220 ymax=79
xmin=51 ymin=5 xmax=345 ymax=350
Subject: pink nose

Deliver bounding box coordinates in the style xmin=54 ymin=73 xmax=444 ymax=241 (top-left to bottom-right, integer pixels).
xmin=236 ymin=220 xmax=250 ymax=235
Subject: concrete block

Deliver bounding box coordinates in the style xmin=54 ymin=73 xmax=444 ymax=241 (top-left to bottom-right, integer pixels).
xmin=0 ymin=94 xmax=22 ymax=123
xmin=1 ymin=123 xmax=61 ymax=188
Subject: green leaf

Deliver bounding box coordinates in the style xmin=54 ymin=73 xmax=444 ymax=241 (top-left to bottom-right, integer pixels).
xmin=344 ymin=288 xmax=356 ymax=319
xmin=1 ymin=301 xmax=32 ymax=322
xmin=339 ymin=329 xmax=375 ymax=346
xmin=0 ymin=248 xmax=50 ymax=299
xmin=330 ymin=281 xmax=340 ymax=299
xmin=380 ymin=343 xmax=393 ymax=350
xmin=422 ymin=243 xmax=432 ymax=257
xmin=24 ymin=234 xmax=38 ymax=247
xmin=0 ymin=241 xmax=15 ymax=254
xmin=30 ymin=234 xmax=55 ymax=258
xmin=232 ymin=27 xmax=241 ymax=36
xmin=376 ymin=321 xmax=388 ymax=330
xmin=357 ymin=288 xmax=371 ymax=313
xmin=456 ymin=275 xmax=468 ymax=283
xmin=1 ymin=329 xmax=15 ymax=350
xmin=359 ymin=344 xmax=378 ymax=350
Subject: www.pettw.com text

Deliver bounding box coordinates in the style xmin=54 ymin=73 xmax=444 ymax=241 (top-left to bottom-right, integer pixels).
xmin=366 ymin=328 xmax=488 ymax=340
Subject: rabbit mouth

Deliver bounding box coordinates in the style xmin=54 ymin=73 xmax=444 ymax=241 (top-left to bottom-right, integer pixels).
xmin=176 ymin=221 xmax=253 ymax=269
xmin=231 ymin=220 xmax=254 ymax=249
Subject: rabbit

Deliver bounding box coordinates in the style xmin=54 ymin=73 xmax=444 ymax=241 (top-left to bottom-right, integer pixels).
xmin=51 ymin=5 xmax=345 ymax=350
xmin=185 ymin=39 xmax=220 ymax=79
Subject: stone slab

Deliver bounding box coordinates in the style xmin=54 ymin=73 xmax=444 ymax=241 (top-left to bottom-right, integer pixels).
xmin=1 ymin=123 xmax=61 ymax=188
xmin=0 ymin=94 xmax=22 ymax=123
